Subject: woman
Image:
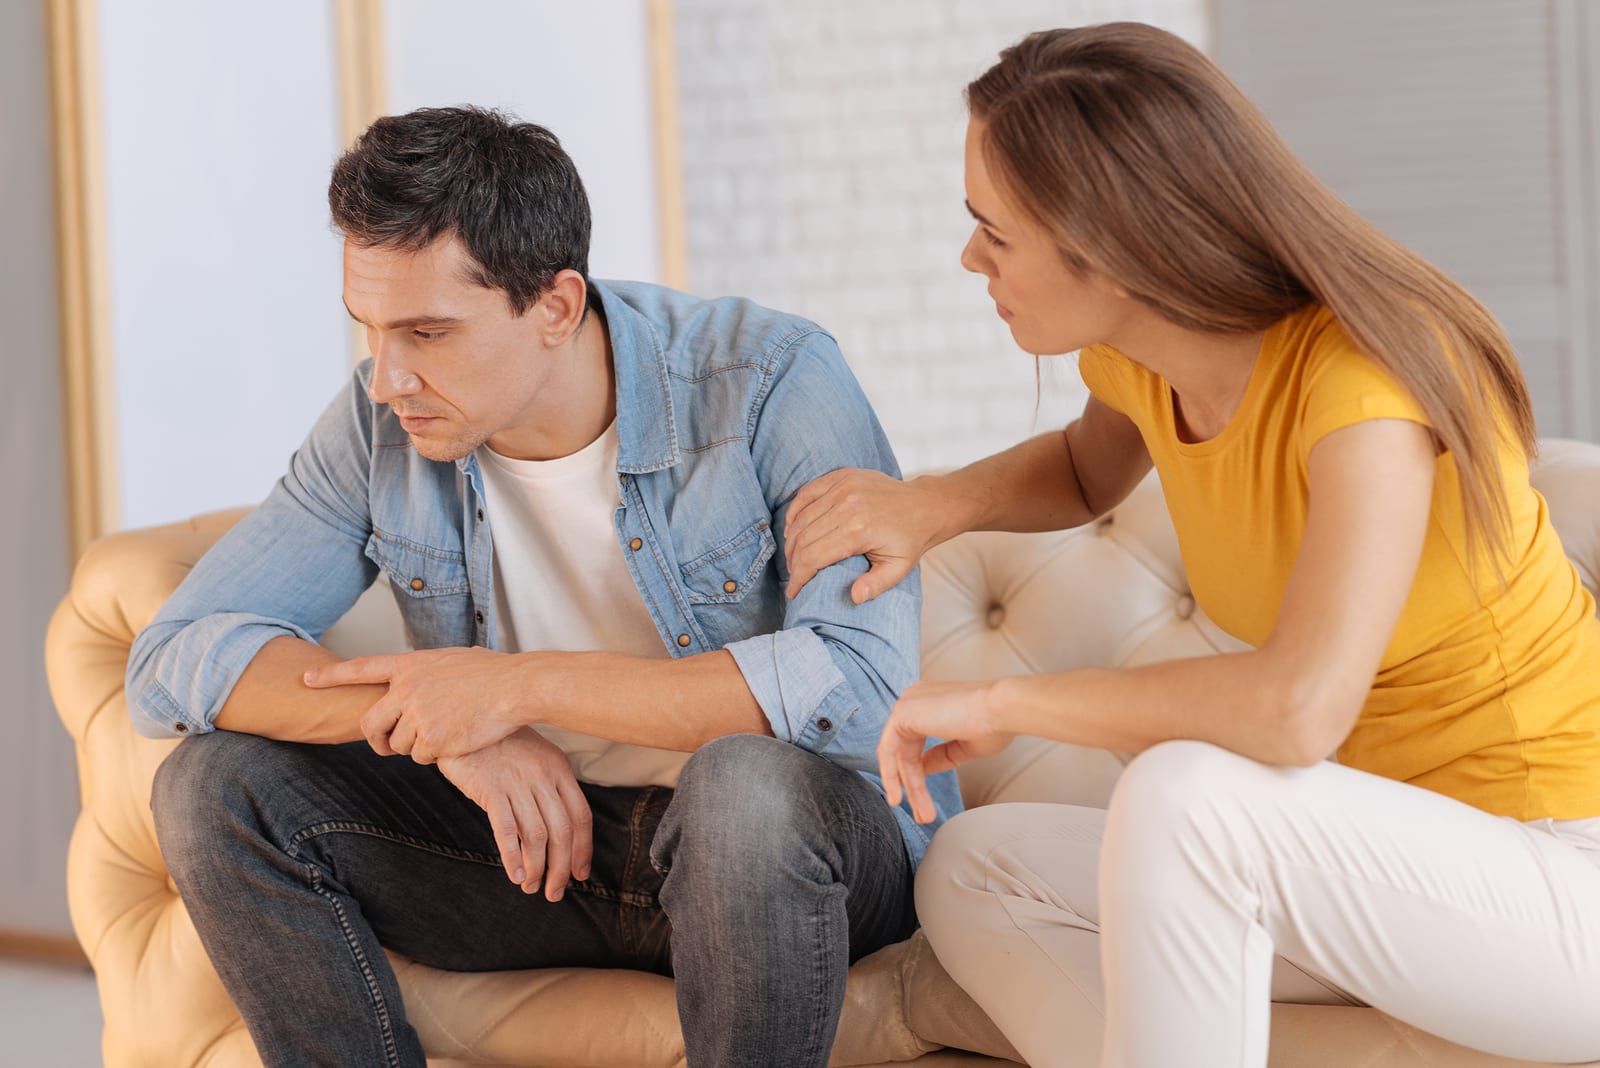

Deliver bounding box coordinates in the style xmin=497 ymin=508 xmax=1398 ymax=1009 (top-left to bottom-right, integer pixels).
xmin=782 ymin=22 xmax=1600 ymax=1068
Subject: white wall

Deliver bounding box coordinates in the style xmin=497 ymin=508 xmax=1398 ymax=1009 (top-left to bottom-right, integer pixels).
xmin=97 ymin=2 xmax=665 ymax=533
xmin=2 ymin=0 xmax=80 ymax=940
xmin=385 ymin=0 xmax=662 ymax=285
xmin=673 ymin=1 xmax=1211 ymax=476
xmin=1214 ymin=0 xmax=1600 ymax=444
xmin=97 ymin=2 xmax=349 ymax=531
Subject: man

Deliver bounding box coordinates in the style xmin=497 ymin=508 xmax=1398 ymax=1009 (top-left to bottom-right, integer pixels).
xmin=128 ymin=106 xmax=961 ymax=1068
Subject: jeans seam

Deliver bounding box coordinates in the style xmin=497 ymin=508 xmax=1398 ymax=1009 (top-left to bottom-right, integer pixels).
xmin=806 ymin=880 xmax=829 ymax=1063
xmin=287 ymin=819 xmax=501 ymax=867
xmin=306 ymin=864 xmax=405 ymax=1068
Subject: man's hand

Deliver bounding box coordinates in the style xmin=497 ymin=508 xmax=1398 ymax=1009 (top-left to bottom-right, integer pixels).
xmin=437 ymin=728 xmax=593 ymax=900
xmin=304 ymin=647 xmax=530 ymax=763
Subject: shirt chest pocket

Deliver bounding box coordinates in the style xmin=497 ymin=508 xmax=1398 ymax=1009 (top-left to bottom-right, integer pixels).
xmin=678 ymin=518 xmax=776 ymax=605
xmin=364 ymin=530 xmax=474 ymax=647
xmin=365 ymin=531 xmax=470 ymax=596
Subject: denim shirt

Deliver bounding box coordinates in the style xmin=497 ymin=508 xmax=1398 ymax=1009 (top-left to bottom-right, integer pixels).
xmin=126 ymin=279 xmax=961 ymax=867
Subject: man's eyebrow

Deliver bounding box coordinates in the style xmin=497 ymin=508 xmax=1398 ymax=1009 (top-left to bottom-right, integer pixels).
xmin=342 ymin=301 xmax=464 ymax=330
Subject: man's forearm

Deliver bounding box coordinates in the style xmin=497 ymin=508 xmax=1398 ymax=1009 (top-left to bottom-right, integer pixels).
xmin=521 ymin=648 xmax=770 ymax=751
xmin=214 ymin=636 xmax=385 ymax=743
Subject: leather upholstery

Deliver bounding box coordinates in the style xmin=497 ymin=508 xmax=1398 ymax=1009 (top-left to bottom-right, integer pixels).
xmin=46 ymin=440 xmax=1600 ymax=1067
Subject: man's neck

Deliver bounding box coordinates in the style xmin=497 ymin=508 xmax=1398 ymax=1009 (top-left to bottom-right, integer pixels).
xmin=487 ymin=310 xmax=618 ymax=461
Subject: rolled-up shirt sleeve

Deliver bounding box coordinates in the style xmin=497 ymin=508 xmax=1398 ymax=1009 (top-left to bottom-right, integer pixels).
xmin=125 ymin=371 xmax=380 ymax=738
xmin=723 ymin=329 xmax=923 ymax=774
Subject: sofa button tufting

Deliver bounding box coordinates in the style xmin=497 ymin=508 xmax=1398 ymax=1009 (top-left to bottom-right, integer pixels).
xmin=1097 ymin=516 xmax=1114 ymax=534
xmin=986 ymin=604 xmax=1006 ymax=629
xmin=1176 ymin=595 xmax=1196 ymax=620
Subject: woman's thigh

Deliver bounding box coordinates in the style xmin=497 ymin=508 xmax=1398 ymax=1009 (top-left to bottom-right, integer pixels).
xmin=1102 ymin=741 xmax=1600 ymax=1061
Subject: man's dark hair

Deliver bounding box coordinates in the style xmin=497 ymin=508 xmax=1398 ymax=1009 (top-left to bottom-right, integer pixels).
xmin=328 ymin=106 xmax=591 ymax=315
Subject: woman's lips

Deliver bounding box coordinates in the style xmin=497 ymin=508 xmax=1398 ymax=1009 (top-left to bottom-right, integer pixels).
xmin=996 ymin=302 xmax=1014 ymax=320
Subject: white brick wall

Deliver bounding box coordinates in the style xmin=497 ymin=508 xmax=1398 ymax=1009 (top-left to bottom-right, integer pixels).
xmin=674 ymin=1 xmax=1211 ymax=474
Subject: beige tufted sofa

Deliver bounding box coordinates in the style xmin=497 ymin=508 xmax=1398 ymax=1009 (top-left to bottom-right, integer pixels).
xmin=46 ymin=438 xmax=1600 ymax=1068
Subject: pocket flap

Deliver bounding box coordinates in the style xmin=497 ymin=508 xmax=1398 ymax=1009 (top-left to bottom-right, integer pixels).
xmin=679 ymin=518 xmax=776 ymax=604
xmin=364 ymin=530 xmax=469 ymax=597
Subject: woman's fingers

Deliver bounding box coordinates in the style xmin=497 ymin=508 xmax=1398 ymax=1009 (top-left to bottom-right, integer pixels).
xmin=850 ymin=555 xmax=915 ymax=604
xmin=784 ymin=468 xmax=851 ymax=543
xmin=786 ymin=517 xmax=876 ymax=599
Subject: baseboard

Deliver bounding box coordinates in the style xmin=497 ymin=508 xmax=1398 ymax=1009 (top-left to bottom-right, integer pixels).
xmin=0 ymin=929 xmax=90 ymax=969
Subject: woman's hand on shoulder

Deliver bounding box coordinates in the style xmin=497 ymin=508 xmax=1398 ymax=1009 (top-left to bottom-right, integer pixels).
xmin=783 ymin=469 xmax=961 ymax=603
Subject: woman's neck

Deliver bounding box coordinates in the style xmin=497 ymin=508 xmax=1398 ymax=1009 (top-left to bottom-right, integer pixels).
xmin=1107 ymin=315 xmax=1267 ymax=443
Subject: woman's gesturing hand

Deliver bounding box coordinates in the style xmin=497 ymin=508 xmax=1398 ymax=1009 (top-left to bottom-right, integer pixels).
xmin=784 ymin=469 xmax=958 ymax=603
xmin=878 ymin=679 xmax=1016 ymax=824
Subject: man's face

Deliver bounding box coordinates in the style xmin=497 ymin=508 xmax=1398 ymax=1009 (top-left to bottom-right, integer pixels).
xmin=342 ymin=236 xmax=552 ymax=462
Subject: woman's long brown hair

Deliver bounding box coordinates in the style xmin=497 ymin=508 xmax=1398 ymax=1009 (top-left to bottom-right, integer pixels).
xmin=968 ymin=23 xmax=1536 ymax=571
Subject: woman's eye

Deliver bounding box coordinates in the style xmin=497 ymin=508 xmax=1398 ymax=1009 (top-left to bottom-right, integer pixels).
xmin=983 ymin=229 xmax=1006 ymax=248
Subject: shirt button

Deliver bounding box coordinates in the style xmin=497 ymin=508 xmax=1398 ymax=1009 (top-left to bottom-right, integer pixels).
xmin=475 ymin=611 xmax=485 ymax=625
xmin=677 ymin=634 xmax=691 ymax=648
xmin=410 ymin=577 xmax=425 ymax=591
xmin=818 ymin=718 xmax=833 ymax=732
xmin=722 ymin=580 xmax=737 ymax=594
xmin=476 ymin=508 xmax=484 ymax=521
xmin=629 ymin=537 xmax=643 ymax=551
xmin=174 ymin=722 xmax=189 ymax=734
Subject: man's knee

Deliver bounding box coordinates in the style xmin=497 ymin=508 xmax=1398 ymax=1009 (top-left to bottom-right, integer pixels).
xmin=152 ymin=731 xmax=294 ymax=874
xmin=655 ymin=734 xmax=843 ymax=877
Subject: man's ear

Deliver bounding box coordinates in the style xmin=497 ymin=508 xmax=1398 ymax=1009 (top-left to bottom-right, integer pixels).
xmin=534 ymin=269 xmax=589 ymax=345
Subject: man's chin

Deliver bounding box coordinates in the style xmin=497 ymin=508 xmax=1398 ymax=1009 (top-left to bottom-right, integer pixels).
xmin=408 ymin=433 xmax=477 ymax=463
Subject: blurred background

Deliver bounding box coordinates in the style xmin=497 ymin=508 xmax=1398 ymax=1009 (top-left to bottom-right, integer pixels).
xmin=3 ymin=0 xmax=1596 ymax=1060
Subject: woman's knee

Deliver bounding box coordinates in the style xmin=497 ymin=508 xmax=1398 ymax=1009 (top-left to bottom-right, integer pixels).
xmin=1103 ymin=740 xmax=1286 ymax=891
xmin=917 ymin=804 xmax=1103 ymax=952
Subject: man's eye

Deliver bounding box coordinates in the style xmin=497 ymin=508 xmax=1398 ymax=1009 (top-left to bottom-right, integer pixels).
xmin=413 ymin=329 xmax=441 ymax=341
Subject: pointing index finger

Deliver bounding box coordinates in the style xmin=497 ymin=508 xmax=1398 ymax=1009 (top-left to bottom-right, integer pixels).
xmin=304 ymin=655 xmax=394 ymax=689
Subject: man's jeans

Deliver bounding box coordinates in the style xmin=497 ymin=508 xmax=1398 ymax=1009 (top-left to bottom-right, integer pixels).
xmin=151 ymin=731 xmax=917 ymax=1068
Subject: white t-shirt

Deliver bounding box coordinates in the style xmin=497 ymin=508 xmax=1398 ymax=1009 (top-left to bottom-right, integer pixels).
xmin=477 ymin=422 xmax=690 ymax=788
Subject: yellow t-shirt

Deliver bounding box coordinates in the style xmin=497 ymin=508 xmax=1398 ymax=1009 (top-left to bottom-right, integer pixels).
xmin=1077 ymin=304 xmax=1600 ymax=820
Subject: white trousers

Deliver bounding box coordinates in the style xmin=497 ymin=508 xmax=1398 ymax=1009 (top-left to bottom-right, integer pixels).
xmin=916 ymin=740 xmax=1600 ymax=1068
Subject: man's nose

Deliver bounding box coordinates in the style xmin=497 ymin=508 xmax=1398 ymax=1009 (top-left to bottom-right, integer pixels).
xmin=367 ymin=344 xmax=422 ymax=403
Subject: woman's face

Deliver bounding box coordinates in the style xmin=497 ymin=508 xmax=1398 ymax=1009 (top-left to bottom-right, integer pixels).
xmin=961 ymin=118 xmax=1133 ymax=356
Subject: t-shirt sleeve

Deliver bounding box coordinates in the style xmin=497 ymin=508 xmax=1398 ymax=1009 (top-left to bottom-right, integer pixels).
xmin=1299 ymin=340 xmax=1430 ymax=453
xmin=1077 ymin=344 xmax=1133 ymax=415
